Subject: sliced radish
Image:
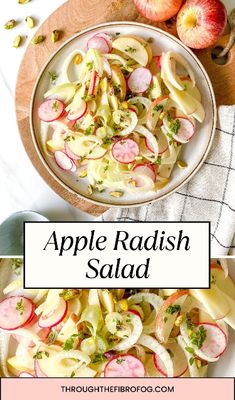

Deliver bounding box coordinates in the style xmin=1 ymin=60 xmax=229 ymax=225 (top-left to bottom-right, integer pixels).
xmin=34 ymin=359 xmax=47 ymax=377
xmin=133 ymin=163 xmax=156 ymax=182
xmin=155 ymin=55 xmax=162 ymax=70
xmin=67 ymin=100 xmax=87 ymax=121
xmin=88 ymin=70 xmax=98 ymax=96
xmin=196 ymin=323 xmax=227 ymax=359
xmin=13 ymin=322 xmax=50 ymax=348
xmin=54 ymin=151 xmax=74 ymax=171
xmin=70 ymin=161 xmax=77 ymax=172
xmin=112 ymin=139 xmax=139 ymax=164
xmin=87 ymin=35 xmax=110 ymax=54
xmin=39 ymin=298 xmax=68 ymax=329
xmin=0 ymin=296 xmax=35 ymax=331
xmin=104 ymin=354 xmax=145 ymax=377
xmin=95 ymin=32 xmax=112 ymax=52
xmin=172 ymin=117 xmax=195 ymax=143
xmin=128 ymin=67 xmax=152 ymax=93
xmin=145 ymin=129 xmax=168 ymax=155
xmin=19 ymin=372 xmax=34 ymax=378
xmin=154 ymin=342 xmax=188 ymax=377
xmin=38 ymin=99 xmax=65 ymax=122
xmin=64 ymin=142 xmax=80 ymax=161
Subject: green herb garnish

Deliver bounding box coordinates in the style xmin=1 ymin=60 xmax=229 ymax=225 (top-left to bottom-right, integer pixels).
xmin=165 ymin=304 xmax=181 ymax=315
xmin=11 ymin=258 xmax=23 ymax=275
xmin=16 ymin=299 xmax=24 ymax=315
xmin=190 ymin=326 xmax=207 ymax=349
xmin=49 ymin=71 xmax=58 ymax=85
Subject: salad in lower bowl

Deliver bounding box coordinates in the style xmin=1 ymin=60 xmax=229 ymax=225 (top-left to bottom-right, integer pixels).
xmin=0 ymin=259 xmax=234 ymax=378
xmin=36 ymin=31 xmax=205 ymax=199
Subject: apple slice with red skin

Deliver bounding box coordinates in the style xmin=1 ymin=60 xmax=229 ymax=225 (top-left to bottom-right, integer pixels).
xmin=155 ymin=290 xmax=188 ymax=343
xmin=134 ymin=0 xmax=183 ymax=22
xmin=176 ymin=0 xmax=227 ymax=49
xmin=146 ymin=95 xmax=169 ymax=131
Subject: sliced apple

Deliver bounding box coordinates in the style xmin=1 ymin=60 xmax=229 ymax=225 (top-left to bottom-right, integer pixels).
xmin=111 ymin=65 xmax=127 ymax=100
xmin=190 ymin=287 xmax=230 ymax=320
xmin=112 ymin=36 xmax=149 ymax=66
xmin=222 ymin=292 xmax=235 ymax=329
xmin=120 ymin=34 xmax=153 ymax=63
xmin=155 ymin=290 xmax=188 ymax=343
xmin=164 ymin=79 xmax=198 ymax=115
xmin=180 ymin=76 xmax=201 ymax=102
xmin=7 ymin=348 xmax=35 ymax=376
xmin=57 ymin=313 xmax=79 ymax=344
xmin=146 ymin=95 xmax=169 ymax=131
xmin=211 ymin=267 xmax=235 ymax=301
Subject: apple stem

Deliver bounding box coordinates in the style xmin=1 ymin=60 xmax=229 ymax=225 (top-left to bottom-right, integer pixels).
xmin=218 ymin=8 xmax=235 ymax=57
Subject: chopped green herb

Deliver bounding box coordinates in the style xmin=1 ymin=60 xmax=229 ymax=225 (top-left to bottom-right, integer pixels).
xmin=49 ymin=71 xmax=58 ymax=85
xmin=185 ymin=346 xmax=195 ymax=354
xmin=63 ymin=334 xmax=79 ymax=351
xmin=11 ymin=258 xmax=23 ymax=275
xmin=84 ymin=126 xmax=93 ymax=135
xmin=154 ymin=156 xmax=162 ymax=165
xmin=52 ymin=101 xmax=59 ymax=112
xmin=166 ymin=304 xmax=181 ymax=315
xmin=70 ymin=371 xmax=75 ymax=377
xmin=124 ymin=46 xmax=136 ymax=53
xmin=60 ymin=289 xmax=80 ymax=301
xmin=153 ymin=104 xmax=164 ymax=112
xmin=211 ymin=274 xmax=216 ymax=285
xmin=64 ymin=135 xmax=75 ymax=142
xmin=86 ymin=61 xmax=94 ymax=71
xmin=169 ymin=118 xmax=181 ymax=135
xmin=189 ymin=357 xmax=195 ymax=365
xmin=116 ymin=358 xmax=125 ymax=364
xmin=103 ymin=137 xmax=113 ymax=145
xmin=48 ymin=330 xmax=57 ymax=345
xmin=190 ymin=326 xmax=207 ymax=349
xmin=16 ymin=299 xmax=24 ymax=315
xmin=91 ymin=353 xmax=107 ymax=363
xmin=33 ymin=351 xmax=49 ymax=360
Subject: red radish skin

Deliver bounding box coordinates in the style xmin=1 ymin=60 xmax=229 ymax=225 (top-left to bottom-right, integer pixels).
xmin=134 ymin=0 xmax=183 ymax=22
xmin=153 ymin=342 xmax=188 ymax=377
xmin=13 ymin=323 xmax=51 ymax=348
xmin=128 ymin=309 xmax=142 ymax=318
xmin=34 ymin=359 xmax=47 ymax=377
xmin=128 ymin=67 xmax=152 ymax=93
xmin=54 ymin=151 xmax=74 ymax=171
xmin=104 ymin=354 xmax=145 ymax=377
xmin=87 ymin=35 xmax=110 ymax=53
xmin=173 ymin=117 xmax=195 ymax=143
xmin=0 ymin=296 xmax=36 ymax=331
xmin=38 ymin=99 xmax=65 ymax=122
xmin=70 ymin=161 xmax=77 ymax=173
xmin=67 ymin=101 xmax=87 ymax=121
xmin=64 ymin=142 xmax=80 ymax=161
xmin=133 ymin=163 xmax=156 ymax=182
xmin=112 ymin=139 xmax=139 ymax=164
xmin=89 ymin=71 xmax=98 ymax=96
xmin=195 ymin=323 xmax=227 ymax=358
xmin=95 ymin=33 xmax=112 ymax=52
xmin=38 ymin=298 xmax=68 ymax=329
xmin=156 ymin=55 xmax=162 ymax=70
xmin=145 ymin=131 xmax=168 ymax=155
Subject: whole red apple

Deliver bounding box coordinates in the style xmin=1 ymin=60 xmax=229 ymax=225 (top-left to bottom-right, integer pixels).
xmin=134 ymin=0 xmax=183 ymax=22
xmin=176 ymin=0 xmax=227 ymax=49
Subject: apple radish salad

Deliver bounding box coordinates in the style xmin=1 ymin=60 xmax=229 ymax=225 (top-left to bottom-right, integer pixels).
xmin=1 ymin=260 xmax=234 ymax=378
xmin=37 ymin=32 xmax=205 ymax=198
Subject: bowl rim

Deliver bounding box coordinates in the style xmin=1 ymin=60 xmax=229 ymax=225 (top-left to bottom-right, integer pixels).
xmin=30 ymin=20 xmax=217 ymax=208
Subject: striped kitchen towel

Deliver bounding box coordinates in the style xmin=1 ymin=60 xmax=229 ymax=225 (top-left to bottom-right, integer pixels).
xmin=97 ymin=106 xmax=235 ymax=256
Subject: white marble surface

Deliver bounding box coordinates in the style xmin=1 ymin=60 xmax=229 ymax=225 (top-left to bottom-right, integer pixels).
xmin=0 ymin=0 xmax=234 ymax=224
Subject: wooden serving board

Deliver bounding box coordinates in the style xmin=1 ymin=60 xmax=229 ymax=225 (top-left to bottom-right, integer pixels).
xmin=15 ymin=0 xmax=235 ymax=216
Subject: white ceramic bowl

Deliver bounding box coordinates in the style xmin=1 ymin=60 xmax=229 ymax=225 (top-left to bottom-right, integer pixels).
xmin=30 ymin=22 xmax=216 ymax=207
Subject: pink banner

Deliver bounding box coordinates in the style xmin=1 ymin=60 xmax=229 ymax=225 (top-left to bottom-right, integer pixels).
xmin=1 ymin=378 xmax=234 ymax=400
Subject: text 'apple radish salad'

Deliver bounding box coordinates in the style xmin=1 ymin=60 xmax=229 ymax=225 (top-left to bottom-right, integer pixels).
xmin=1 ymin=259 xmax=234 ymax=377
xmin=37 ymin=32 xmax=205 ymax=198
